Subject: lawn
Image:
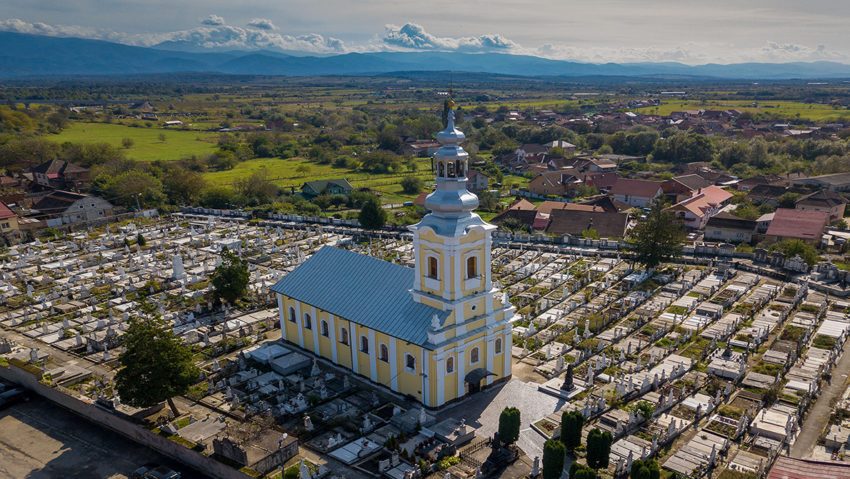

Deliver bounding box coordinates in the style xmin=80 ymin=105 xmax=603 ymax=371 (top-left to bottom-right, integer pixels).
xmin=635 ymin=99 xmax=850 ymax=122
xmin=50 ymin=122 xmax=220 ymax=162
xmin=203 ymin=156 xmax=435 ymax=204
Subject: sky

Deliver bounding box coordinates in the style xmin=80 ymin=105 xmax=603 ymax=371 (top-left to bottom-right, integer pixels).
xmin=2 ymin=0 xmax=850 ymax=64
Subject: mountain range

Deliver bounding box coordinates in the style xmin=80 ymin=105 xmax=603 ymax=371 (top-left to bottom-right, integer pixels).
xmin=2 ymin=31 xmax=850 ymax=80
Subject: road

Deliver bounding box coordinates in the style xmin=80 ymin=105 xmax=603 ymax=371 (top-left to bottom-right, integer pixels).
xmin=790 ymin=341 xmax=850 ymax=458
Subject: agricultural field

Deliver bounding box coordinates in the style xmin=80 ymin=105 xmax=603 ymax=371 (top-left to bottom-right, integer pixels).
xmin=635 ymin=99 xmax=850 ymax=122
xmin=49 ymin=122 xmax=220 ymax=162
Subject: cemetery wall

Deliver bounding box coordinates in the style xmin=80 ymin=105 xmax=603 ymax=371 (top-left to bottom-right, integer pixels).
xmin=0 ymin=364 xmax=255 ymax=479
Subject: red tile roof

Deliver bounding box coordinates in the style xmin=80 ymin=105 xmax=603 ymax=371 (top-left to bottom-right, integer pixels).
xmin=0 ymin=201 xmax=16 ymax=220
xmin=609 ymin=178 xmax=663 ymax=199
xmin=765 ymin=208 xmax=829 ymax=241
xmin=768 ymin=456 xmax=850 ymax=479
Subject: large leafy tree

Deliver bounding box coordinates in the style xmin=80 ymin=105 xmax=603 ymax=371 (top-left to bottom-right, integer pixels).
xmin=542 ymin=439 xmax=566 ymax=479
xmin=115 ymin=302 xmax=199 ymax=416
xmin=498 ymin=407 xmax=521 ymax=445
xmin=626 ymin=196 xmax=686 ymax=270
xmin=211 ymin=248 xmax=250 ymax=305
xmin=358 ymin=197 xmax=387 ymax=230
xmin=560 ymin=410 xmax=585 ymax=450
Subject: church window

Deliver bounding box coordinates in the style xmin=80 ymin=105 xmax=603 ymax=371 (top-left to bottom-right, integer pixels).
xmin=405 ymin=353 xmax=416 ymax=372
xmin=428 ymin=257 xmax=438 ymax=278
xmin=438 ymin=162 xmax=444 ymax=177
xmin=379 ymin=344 xmax=389 ymax=362
xmin=340 ymin=328 xmax=349 ymax=345
xmin=360 ymin=336 xmax=369 ymax=353
xmin=289 ymin=307 xmax=296 ymax=323
xmin=466 ymin=256 xmax=477 ymax=278
xmin=446 ymin=356 xmax=455 ymax=373
xmin=470 ymin=347 xmax=480 ymax=364
xmin=320 ymin=320 xmax=329 ymax=337
xmin=456 ymin=160 xmax=463 ymax=177
xmin=495 ymin=338 xmax=503 ymax=354
xmin=447 ymin=162 xmax=455 ymax=178
xmin=303 ymin=313 xmax=312 ymax=330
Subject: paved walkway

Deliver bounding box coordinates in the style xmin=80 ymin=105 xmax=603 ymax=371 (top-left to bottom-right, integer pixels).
xmin=791 ymin=341 xmax=850 ymax=458
xmin=440 ymin=379 xmax=564 ymax=459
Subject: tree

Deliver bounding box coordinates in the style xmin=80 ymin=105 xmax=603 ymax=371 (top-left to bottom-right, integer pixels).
xmin=115 ymin=302 xmax=200 ymax=416
xmin=121 ymin=138 xmax=135 ymax=149
xmin=400 ymin=176 xmax=424 ymax=194
xmin=358 ymin=197 xmax=387 ymax=230
xmin=542 ymin=439 xmax=566 ymax=479
xmin=158 ymin=132 xmax=167 ymax=142
xmin=772 ymin=239 xmax=819 ymax=266
xmin=105 ymin=170 xmax=167 ymax=208
xmin=626 ymin=196 xmax=686 ymax=270
xmin=570 ymin=463 xmax=598 ymax=479
xmin=586 ymin=428 xmax=612 ymax=470
xmin=630 ymin=459 xmax=660 ymax=479
xmin=162 ymin=168 xmax=207 ymax=205
xmin=210 ymin=249 xmax=250 ymax=305
xmin=498 ymin=407 xmax=521 ymax=444
xmin=560 ymin=410 xmax=585 ymax=450
xmin=136 ymin=233 xmax=146 ymax=246
xmin=295 ymin=164 xmax=311 ymax=176
xmin=581 ymin=228 xmax=599 ymax=240
xmin=634 ymin=401 xmax=654 ymax=420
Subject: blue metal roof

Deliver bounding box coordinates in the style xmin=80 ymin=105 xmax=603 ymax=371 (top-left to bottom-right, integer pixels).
xmin=270 ymin=246 xmax=447 ymax=347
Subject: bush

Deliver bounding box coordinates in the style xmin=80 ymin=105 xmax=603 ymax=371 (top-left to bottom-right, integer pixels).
xmin=498 ymin=407 xmax=521 ymax=444
xmin=400 ymin=176 xmax=424 ymax=194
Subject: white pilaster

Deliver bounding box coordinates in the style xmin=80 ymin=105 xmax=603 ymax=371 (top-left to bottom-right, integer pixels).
xmin=486 ymin=338 xmax=495 ymax=386
xmin=295 ymin=302 xmax=304 ymax=348
xmin=368 ymin=329 xmax=377 ymax=383
xmin=436 ymin=356 xmax=445 ymax=406
xmin=484 ymin=235 xmax=492 ymax=290
xmin=504 ymin=328 xmax=512 ymax=377
xmin=351 ymin=323 xmax=359 ymax=373
xmin=328 ymin=314 xmax=337 ymax=363
xmin=457 ymin=344 xmax=466 ymax=398
xmin=311 ymin=306 xmax=320 ymax=355
xmin=421 ymin=348 xmax=430 ymax=406
xmin=276 ymin=294 xmax=287 ymax=341
xmin=389 ymin=337 xmax=399 ymax=391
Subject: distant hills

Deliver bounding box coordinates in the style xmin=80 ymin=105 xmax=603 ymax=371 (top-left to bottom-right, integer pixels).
xmin=2 ymin=31 xmax=850 ymax=80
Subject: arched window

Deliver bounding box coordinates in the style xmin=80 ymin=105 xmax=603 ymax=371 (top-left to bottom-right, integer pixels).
xmin=495 ymin=338 xmax=503 ymax=354
xmin=456 ymin=160 xmax=464 ymax=177
xmin=447 ymin=162 xmax=455 ymax=178
xmin=360 ymin=336 xmax=369 ymax=353
xmin=428 ymin=257 xmax=438 ymax=278
xmin=303 ymin=313 xmax=312 ymax=330
xmin=467 ymin=256 xmax=477 ymax=279
xmin=321 ymin=320 xmax=329 ymax=337
xmin=438 ymin=162 xmax=445 ymax=177
xmin=446 ymin=356 xmax=455 ymax=373
xmin=340 ymin=328 xmax=349 ymax=345
xmin=470 ymin=347 xmax=480 ymax=364
xmin=289 ymin=307 xmax=296 ymax=323
xmin=405 ymin=353 xmax=416 ymax=371
xmin=379 ymin=344 xmax=389 ymax=362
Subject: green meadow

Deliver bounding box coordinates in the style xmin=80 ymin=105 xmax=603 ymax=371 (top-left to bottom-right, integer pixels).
xmin=50 ymin=122 xmax=220 ymax=162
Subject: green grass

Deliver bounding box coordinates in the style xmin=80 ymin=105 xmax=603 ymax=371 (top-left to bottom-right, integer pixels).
xmin=50 ymin=122 xmax=219 ymax=162
xmin=203 ymin=156 xmax=435 ymax=204
xmin=635 ymin=99 xmax=850 ymax=122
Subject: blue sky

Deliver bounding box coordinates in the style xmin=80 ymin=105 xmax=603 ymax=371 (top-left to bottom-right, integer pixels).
xmin=2 ymin=0 xmax=849 ymax=64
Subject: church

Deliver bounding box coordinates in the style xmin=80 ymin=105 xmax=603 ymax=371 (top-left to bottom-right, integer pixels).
xmin=270 ymin=101 xmax=516 ymax=407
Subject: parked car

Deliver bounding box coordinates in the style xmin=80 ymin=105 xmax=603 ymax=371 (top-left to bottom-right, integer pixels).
xmin=130 ymin=464 xmax=181 ymax=479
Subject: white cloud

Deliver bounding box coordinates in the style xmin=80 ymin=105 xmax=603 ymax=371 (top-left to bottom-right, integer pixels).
xmin=200 ymin=15 xmax=225 ymax=26
xmin=247 ymin=18 xmax=276 ymax=31
xmin=382 ymin=23 xmax=517 ymax=52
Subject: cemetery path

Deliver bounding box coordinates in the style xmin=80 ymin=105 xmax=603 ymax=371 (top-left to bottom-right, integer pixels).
xmin=790 ymin=341 xmax=850 ymax=458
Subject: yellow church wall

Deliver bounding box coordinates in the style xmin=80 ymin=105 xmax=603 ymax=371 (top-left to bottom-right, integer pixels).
xmin=462 ymin=298 xmax=486 ymax=319
xmin=316 ymin=313 xmax=333 ymax=359
xmin=336 ymin=318 xmax=353 ymax=369
xmin=395 ymin=341 xmax=424 ymax=401
xmin=443 ymin=352 xmax=459 ymax=401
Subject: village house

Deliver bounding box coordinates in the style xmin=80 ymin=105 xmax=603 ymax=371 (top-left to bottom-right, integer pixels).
xmin=609 ymin=178 xmax=663 ymax=208
xmin=704 ymin=212 xmax=757 ymax=243
xmin=545 ymin=209 xmax=630 ymax=238
xmin=792 ymin=172 xmax=850 ymax=192
xmin=765 ymin=208 xmax=829 ymax=245
xmin=466 ymin=169 xmax=489 ymax=192
xmin=30 ymin=159 xmax=90 ymax=191
xmin=0 ymin=201 xmax=19 ymax=234
xmin=32 ymin=191 xmax=115 ymax=225
xmin=527 ymin=170 xmax=581 ymax=197
xmin=300 ymin=179 xmax=354 ymax=199
xmin=662 ymin=174 xmax=713 ymax=203
xmin=666 ymin=185 xmax=733 ymax=230
xmin=795 ymin=189 xmax=847 ymax=221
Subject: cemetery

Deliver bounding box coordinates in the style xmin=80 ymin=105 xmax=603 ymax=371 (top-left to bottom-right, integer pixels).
xmin=0 ymin=210 xmax=848 ymax=479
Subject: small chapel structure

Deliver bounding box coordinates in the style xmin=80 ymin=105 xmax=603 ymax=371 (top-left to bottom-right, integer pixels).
xmin=270 ymin=100 xmax=516 ymax=407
